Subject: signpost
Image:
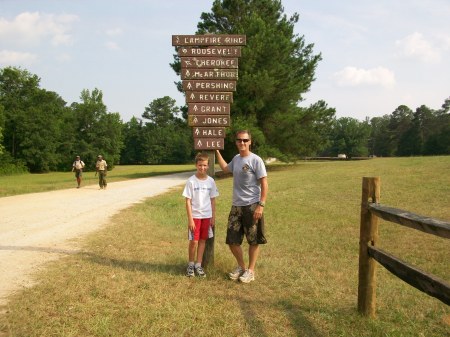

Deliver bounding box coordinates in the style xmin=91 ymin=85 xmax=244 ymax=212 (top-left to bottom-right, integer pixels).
xmin=172 ymin=34 xmax=246 ymax=266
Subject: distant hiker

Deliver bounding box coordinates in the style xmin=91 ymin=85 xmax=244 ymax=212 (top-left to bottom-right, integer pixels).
xmin=215 ymin=130 xmax=268 ymax=283
xmin=182 ymin=153 xmax=219 ymax=277
xmin=95 ymin=155 xmax=108 ymax=189
xmin=72 ymin=155 xmax=85 ymax=188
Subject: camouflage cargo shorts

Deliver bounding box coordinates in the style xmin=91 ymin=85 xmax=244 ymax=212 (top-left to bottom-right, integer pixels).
xmin=225 ymin=203 xmax=267 ymax=245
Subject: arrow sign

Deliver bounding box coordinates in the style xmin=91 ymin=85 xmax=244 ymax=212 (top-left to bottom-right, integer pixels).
xmin=181 ymin=57 xmax=238 ymax=69
xmin=188 ymin=103 xmax=230 ymax=115
xmin=185 ymin=92 xmax=233 ymax=103
xmin=182 ymin=80 xmax=236 ymax=92
xmin=192 ymin=127 xmax=226 ymax=138
xmin=181 ymin=69 xmax=238 ymax=80
xmin=194 ymin=138 xmax=225 ymax=150
xmin=178 ymin=46 xmax=242 ymax=57
xmin=172 ymin=35 xmax=246 ymax=46
xmin=188 ymin=115 xmax=230 ymax=126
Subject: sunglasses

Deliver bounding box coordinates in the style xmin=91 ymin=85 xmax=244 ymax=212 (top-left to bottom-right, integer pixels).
xmin=236 ymin=138 xmax=250 ymax=143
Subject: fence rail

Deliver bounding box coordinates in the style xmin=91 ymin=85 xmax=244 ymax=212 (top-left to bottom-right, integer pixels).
xmin=357 ymin=177 xmax=450 ymax=317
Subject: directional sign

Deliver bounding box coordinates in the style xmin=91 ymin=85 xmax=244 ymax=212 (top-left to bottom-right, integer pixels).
xmin=183 ymin=80 xmax=236 ymax=92
xmin=186 ymin=91 xmax=233 ymax=103
xmin=181 ymin=69 xmax=238 ymax=80
xmin=188 ymin=115 xmax=230 ymax=127
xmin=172 ymin=35 xmax=246 ymax=46
xmin=193 ymin=127 xmax=226 ymax=138
xmin=181 ymin=57 xmax=238 ymax=69
xmin=194 ymin=138 xmax=225 ymax=150
xmin=188 ymin=103 xmax=230 ymax=115
xmin=178 ymin=46 xmax=241 ymax=57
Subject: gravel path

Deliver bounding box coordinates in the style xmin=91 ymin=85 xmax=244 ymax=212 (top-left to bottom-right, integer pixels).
xmin=0 ymin=172 xmax=192 ymax=306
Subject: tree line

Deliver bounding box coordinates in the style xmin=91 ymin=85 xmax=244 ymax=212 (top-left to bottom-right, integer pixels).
xmin=1 ymin=0 xmax=449 ymax=174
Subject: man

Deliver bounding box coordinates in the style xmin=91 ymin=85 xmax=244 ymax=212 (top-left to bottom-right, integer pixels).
xmin=72 ymin=155 xmax=85 ymax=188
xmin=215 ymin=130 xmax=268 ymax=283
xmin=95 ymin=155 xmax=108 ymax=189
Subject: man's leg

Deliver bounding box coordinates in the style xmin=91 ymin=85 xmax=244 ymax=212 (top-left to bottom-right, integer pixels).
xmin=229 ymin=244 xmax=245 ymax=270
xmin=248 ymin=244 xmax=260 ymax=272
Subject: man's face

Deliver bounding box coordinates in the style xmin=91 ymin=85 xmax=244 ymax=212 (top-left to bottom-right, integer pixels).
xmin=235 ymin=132 xmax=251 ymax=151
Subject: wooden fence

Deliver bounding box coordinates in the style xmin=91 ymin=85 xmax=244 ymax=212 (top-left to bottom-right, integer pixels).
xmin=357 ymin=177 xmax=450 ymax=317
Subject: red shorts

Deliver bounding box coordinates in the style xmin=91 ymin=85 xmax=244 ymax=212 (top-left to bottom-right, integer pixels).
xmin=188 ymin=218 xmax=211 ymax=241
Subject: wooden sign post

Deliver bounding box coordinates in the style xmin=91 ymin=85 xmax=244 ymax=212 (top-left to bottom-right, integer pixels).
xmin=172 ymin=34 xmax=246 ymax=267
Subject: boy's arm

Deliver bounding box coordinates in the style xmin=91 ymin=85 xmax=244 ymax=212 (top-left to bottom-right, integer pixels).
xmin=215 ymin=150 xmax=229 ymax=173
xmin=185 ymin=198 xmax=195 ymax=231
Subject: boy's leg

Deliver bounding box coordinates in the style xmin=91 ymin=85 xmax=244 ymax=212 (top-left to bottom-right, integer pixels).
xmin=196 ymin=240 xmax=206 ymax=265
xmin=188 ymin=240 xmax=197 ymax=263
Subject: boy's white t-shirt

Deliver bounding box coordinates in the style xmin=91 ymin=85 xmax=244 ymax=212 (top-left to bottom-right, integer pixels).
xmin=182 ymin=175 xmax=219 ymax=219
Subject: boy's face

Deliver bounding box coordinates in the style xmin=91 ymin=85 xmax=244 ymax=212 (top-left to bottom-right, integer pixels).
xmin=196 ymin=159 xmax=209 ymax=175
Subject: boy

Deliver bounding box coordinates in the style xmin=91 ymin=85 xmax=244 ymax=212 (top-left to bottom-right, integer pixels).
xmin=182 ymin=153 xmax=219 ymax=277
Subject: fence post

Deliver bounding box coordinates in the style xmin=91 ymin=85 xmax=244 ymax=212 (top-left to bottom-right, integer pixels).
xmin=358 ymin=177 xmax=380 ymax=317
xmin=202 ymin=150 xmax=215 ymax=268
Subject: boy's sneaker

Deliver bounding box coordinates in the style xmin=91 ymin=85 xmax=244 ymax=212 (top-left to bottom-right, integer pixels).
xmin=186 ymin=264 xmax=195 ymax=277
xmin=228 ymin=266 xmax=244 ymax=280
xmin=239 ymin=269 xmax=255 ymax=283
xmin=195 ymin=265 xmax=206 ymax=277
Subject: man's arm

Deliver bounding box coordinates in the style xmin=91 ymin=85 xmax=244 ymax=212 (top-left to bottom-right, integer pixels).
xmin=215 ymin=150 xmax=229 ymax=173
xmin=254 ymin=176 xmax=268 ymax=220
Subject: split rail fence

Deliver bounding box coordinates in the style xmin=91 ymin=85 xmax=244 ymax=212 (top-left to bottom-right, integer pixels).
xmin=358 ymin=177 xmax=450 ymax=317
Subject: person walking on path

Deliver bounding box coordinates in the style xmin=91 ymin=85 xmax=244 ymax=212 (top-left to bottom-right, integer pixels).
xmin=95 ymin=155 xmax=108 ymax=189
xmin=72 ymin=155 xmax=85 ymax=188
xmin=182 ymin=153 xmax=219 ymax=277
xmin=215 ymin=130 xmax=268 ymax=283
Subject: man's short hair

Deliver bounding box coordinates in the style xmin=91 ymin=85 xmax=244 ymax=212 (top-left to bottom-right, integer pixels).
xmin=235 ymin=129 xmax=251 ymax=139
xmin=195 ymin=152 xmax=209 ymax=164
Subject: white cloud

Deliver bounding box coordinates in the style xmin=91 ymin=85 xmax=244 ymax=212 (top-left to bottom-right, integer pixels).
xmin=333 ymin=66 xmax=395 ymax=88
xmin=0 ymin=50 xmax=38 ymax=66
xmin=105 ymin=28 xmax=123 ymax=37
xmin=0 ymin=12 xmax=78 ymax=47
xmin=105 ymin=41 xmax=120 ymax=51
xmin=395 ymin=32 xmax=441 ymax=63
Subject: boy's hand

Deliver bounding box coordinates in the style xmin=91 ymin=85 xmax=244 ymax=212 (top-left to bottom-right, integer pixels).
xmin=210 ymin=218 xmax=215 ymax=227
xmin=188 ymin=219 xmax=195 ymax=232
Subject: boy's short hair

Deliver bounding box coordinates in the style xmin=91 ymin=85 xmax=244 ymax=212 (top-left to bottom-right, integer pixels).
xmin=195 ymin=152 xmax=209 ymax=164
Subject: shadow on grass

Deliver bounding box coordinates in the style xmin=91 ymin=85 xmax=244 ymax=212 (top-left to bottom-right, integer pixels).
xmin=82 ymin=252 xmax=183 ymax=276
xmin=277 ymin=300 xmax=325 ymax=337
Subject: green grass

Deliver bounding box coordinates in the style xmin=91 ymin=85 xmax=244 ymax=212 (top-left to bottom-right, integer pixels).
xmin=1 ymin=157 xmax=449 ymax=336
xmin=0 ymin=164 xmax=193 ymax=197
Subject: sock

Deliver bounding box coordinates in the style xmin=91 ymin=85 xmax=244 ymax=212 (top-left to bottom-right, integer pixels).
xmin=195 ymin=262 xmax=201 ymax=268
xmin=188 ymin=261 xmax=194 ymax=266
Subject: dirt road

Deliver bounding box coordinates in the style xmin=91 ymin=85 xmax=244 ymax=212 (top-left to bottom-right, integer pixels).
xmin=0 ymin=172 xmax=192 ymax=306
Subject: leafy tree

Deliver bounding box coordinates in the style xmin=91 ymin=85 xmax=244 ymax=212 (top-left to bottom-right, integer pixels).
xmin=368 ymin=115 xmax=391 ymax=157
xmin=0 ymin=67 xmax=69 ymax=172
xmin=121 ymin=117 xmax=144 ymax=164
xmin=140 ymin=96 xmax=192 ymax=164
xmin=328 ymin=117 xmax=371 ymax=158
xmin=70 ymin=88 xmax=123 ymax=169
xmin=171 ymin=0 xmax=330 ymax=160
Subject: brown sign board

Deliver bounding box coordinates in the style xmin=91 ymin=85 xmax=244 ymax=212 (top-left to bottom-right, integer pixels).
xmin=178 ymin=46 xmax=241 ymax=57
xmin=186 ymin=91 xmax=233 ymax=103
xmin=181 ymin=57 xmax=238 ymax=69
xmin=193 ymin=127 xmax=226 ymax=138
xmin=194 ymin=138 xmax=225 ymax=150
xmin=181 ymin=69 xmax=238 ymax=80
xmin=183 ymin=80 xmax=236 ymax=92
xmin=188 ymin=115 xmax=230 ymax=127
xmin=172 ymin=35 xmax=246 ymax=46
xmin=188 ymin=103 xmax=230 ymax=115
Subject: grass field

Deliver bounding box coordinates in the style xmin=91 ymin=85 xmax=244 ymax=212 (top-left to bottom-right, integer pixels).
xmin=1 ymin=157 xmax=449 ymax=336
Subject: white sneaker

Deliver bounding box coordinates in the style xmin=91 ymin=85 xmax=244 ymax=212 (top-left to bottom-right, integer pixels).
xmin=239 ymin=269 xmax=255 ymax=283
xmin=228 ymin=266 xmax=244 ymax=280
xmin=186 ymin=264 xmax=195 ymax=277
xmin=195 ymin=265 xmax=206 ymax=277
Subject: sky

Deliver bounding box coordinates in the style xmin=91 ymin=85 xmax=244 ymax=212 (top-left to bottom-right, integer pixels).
xmin=1 ymin=0 xmax=449 ymax=122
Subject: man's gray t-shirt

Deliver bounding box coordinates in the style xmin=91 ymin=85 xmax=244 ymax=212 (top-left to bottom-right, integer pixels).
xmin=227 ymin=152 xmax=267 ymax=206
